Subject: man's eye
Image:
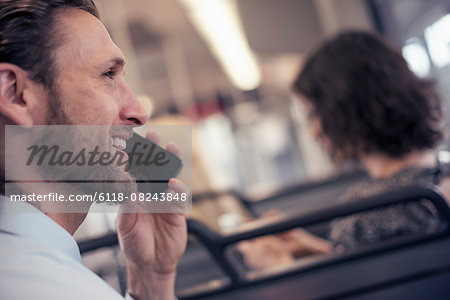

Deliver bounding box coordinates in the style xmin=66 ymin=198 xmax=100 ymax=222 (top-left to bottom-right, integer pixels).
xmin=102 ymin=70 xmax=116 ymax=79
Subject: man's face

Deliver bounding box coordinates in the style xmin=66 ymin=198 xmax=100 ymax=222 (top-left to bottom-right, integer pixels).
xmin=39 ymin=9 xmax=149 ymax=197
xmin=48 ymin=8 xmax=148 ymax=128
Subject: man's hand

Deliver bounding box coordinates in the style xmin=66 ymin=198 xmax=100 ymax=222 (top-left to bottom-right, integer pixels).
xmin=116 ymin=131 xmax=188 ymax=300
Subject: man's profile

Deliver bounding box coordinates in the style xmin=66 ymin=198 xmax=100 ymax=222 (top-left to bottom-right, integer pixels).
xmin=0 ymin=1 xmax=187 ymax=299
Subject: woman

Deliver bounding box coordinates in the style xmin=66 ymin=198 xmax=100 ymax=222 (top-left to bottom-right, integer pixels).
xmin=239 ymin=31 xmax=448 ymax=268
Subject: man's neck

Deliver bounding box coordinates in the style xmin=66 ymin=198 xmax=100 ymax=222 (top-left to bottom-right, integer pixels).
xmin=361 ymin=150 xmax=436 ymax=179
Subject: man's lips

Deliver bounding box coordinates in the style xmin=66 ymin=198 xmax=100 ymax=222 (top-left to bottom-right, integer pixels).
xmin=111 ymin=131 xmax=133 ymax=141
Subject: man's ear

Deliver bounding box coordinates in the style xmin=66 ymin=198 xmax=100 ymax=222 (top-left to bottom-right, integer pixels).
xmin=0 ymin=63 xmax=43 ymax=126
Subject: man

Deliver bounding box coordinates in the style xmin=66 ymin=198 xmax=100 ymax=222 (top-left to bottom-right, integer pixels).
xmin=0 ymin=1 xmax=187 ymax=299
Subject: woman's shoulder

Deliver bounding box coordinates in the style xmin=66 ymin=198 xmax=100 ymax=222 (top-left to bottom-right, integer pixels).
xmin=437 ymin=155 xmax=450 ymax=202
xmin=330 ymin=166 xmax=445 ymax=250
xmin=339 ymin=167 xmax=440 ymax=203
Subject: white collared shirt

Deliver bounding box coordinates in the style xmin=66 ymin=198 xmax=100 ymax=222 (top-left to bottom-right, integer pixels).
xmin=0 ymin=199 xmax=135 ymax=300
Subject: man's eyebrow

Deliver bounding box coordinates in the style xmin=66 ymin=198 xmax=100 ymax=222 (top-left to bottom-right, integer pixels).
xmin=98 ymin=57 xmax=126 ymax=69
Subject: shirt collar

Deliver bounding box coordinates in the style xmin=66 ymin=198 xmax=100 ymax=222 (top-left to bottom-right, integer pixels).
xmin=0 ymin=197 xmax=82 ymax=263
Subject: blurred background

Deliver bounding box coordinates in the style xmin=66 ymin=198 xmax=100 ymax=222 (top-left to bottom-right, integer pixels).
xmin=75 ymin=0 xmax=450 ymax=294
xmin=90 ymin=0 xmax=449 ymax=192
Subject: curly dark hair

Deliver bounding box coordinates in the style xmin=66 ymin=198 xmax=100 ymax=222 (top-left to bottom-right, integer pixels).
xmin=293 ymin=31 xmax=443 ymax=161
xmin=0 ymin=0 xmax=99 ymax=89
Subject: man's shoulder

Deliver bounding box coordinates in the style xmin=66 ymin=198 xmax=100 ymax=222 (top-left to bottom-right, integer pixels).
xmin=0 ymin=233 xmax=123 ymax=300
xmin=0 ymin=232 xmax=73 ymax=264
xmin=0 ymin=232 xmax=84 ymax=281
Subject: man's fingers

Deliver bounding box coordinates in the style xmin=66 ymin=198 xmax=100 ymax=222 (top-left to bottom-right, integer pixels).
xmin=145 ymin=131 xmax=181 ymax=157
xmin=145 ymin=130 xmax=161 ymax=145
xmin=166 ymin=141 xmax=181 ymax=156
xmin=168 ymin=178 xmax=188 ymax=194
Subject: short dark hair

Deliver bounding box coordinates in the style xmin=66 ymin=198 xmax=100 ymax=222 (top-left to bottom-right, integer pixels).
xmin=293 ymin=31 xmax=443 ymax=160
xmin=0 ymin=0 xmax=99 ymax=88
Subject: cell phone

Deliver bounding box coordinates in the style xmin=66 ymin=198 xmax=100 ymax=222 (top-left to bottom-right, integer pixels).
xmin=125 ymin=133 xmax=183 ymax=194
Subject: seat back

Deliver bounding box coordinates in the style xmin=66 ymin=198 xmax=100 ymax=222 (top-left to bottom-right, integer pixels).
xmin=179 ymin=186 xmax=450 ymax=299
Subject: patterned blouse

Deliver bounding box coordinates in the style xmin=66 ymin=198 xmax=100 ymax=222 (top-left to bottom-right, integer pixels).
xmin=328 ymin=165 xmax=447 ymax=251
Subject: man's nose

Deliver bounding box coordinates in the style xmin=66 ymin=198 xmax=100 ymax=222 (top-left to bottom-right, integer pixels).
xmin=119 ymin=85 xmax=149 ymax=126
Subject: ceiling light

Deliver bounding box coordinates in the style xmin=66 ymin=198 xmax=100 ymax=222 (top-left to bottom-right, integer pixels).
xmin=178 ymin=0 xmax=261 ymax=91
